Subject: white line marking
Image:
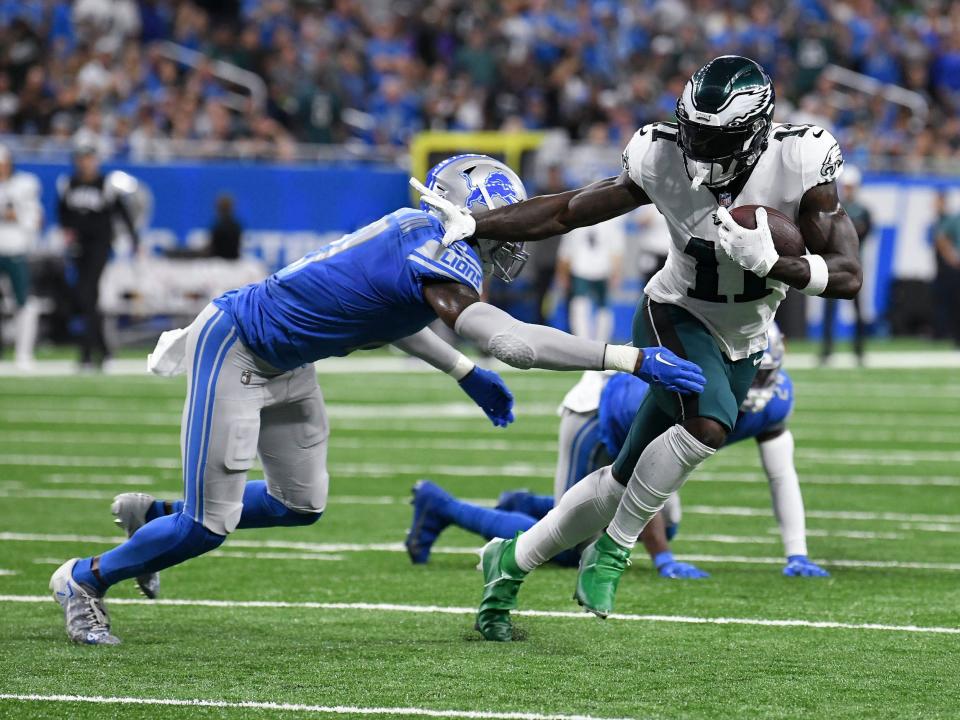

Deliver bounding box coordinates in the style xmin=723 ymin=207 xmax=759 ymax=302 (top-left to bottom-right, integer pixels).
xmin=0 ymin=693 xmax=631 ymax=720
xmin=44 ymin=474 xmax=155 ymax=486
xmin=2 ymin=595 xmax=958 ymax=635
xmin=0 ymin=569 xmax=16 ymax=576
xmin=1 ymin=533 xmax=953 ymax=570
xmin=694 ymin=471 xmax=960 ymax=488
xmin=685 ymin=504 xmax=960 ymax=524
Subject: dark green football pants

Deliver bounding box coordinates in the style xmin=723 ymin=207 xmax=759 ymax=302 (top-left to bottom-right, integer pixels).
xmin=612 ymin=298 xmax=762 ymax=480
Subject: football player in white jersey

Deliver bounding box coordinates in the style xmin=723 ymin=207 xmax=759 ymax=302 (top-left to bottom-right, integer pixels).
xmin=418 ymin=55 xmax=862 ymax=641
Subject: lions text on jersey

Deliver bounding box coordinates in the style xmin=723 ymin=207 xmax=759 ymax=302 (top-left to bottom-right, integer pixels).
xmin=214 ymin=208 xmax=483 ymax=371
xmin=622 ymin=122 xmax=843 ymax=360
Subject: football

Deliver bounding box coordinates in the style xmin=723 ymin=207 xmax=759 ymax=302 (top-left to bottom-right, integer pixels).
xmin=730 ymin=204 xmax=806 ymax=257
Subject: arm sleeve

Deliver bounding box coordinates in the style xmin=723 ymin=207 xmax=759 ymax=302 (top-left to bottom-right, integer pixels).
xmin=621 ymin=124 xmax=658 ymax=194
xmin=454 ymin=301 xmax=606 ymax=371
xmin=392 ymin=326 xmax=472 ymax=378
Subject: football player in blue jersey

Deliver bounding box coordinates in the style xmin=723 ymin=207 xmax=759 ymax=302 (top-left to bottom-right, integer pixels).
xmin=406 ymin=324 xmax=829 ymax=579
xmin=49 ymin=154 xmax=706 ymax=645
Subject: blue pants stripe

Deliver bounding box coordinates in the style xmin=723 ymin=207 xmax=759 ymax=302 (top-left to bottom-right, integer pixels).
xmin=182 ymin=310 xmax=237 ymax=523
xmin=566 ymin=417 xmax=600 ymax=493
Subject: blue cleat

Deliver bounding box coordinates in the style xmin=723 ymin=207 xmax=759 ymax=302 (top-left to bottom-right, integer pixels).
xmin=405 ymin=480 xmax=453 ymax=564
xmin=495 ymin=489 xmax=533 ymax=513
xmin=783 ymin=555 xmax=830 ymax=577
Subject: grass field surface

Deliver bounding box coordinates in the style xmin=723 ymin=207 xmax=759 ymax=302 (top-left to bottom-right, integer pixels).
xmin=1 ymin=362 xmax=959 ymax=719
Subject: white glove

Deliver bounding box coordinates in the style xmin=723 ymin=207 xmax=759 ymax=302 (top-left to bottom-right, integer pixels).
xmin=716 ymin=206 xmax=779 ymax=278
xmin=409 ymin=177 xmax=476 ymax=247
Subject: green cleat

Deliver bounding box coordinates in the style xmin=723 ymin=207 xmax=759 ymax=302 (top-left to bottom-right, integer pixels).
xmin=476 ymin=535 xmax=527 ymax=641
xmin=574 ymin=532 xmax=631 ymax=618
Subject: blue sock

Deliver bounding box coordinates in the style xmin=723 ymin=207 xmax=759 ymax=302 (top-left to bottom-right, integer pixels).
xmin=146 ymin=499 xmax=183 ymax=522
xmin=513 ymin=493 xmax=555 ymax=520
xmin=73 ymin=512 xmax=225 ymax=593
xmin=237 ymin=481 xmax=323 ymax=528
xmin=444 ymin=500 xmax=536 ymax=541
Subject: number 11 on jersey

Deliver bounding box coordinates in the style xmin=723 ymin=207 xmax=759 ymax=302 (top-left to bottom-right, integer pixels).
xmin=683 ymin=236 xmax=773 ymax=304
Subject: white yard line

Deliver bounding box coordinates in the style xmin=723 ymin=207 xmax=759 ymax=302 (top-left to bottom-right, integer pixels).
xmin=685 ymin=504 xmax=960 ymax=524
xmin=0 ymin=693 xmax=632 ymax=720
xmin=0 ymin=569 xmax=16 ymax=576
xmin=0 ymin=532 xmax=953 ymax=569
xmin=2 ymin=594 xmax=959 ymax=635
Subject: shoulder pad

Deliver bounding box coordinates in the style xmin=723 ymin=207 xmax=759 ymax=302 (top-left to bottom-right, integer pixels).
xmin=772 ymin=124 xmax=844 ymax=192
xmin=622 ymin=123 xmax=678 ymax=191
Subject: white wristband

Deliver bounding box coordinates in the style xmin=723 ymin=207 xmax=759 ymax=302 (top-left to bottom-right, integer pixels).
xmin=447 ymin=354 xmax=476 ymax=381
xmin=602 ymin=344 xmax=641 ymax=373
xmin=800 ymin=254 xmax=829 ymax=296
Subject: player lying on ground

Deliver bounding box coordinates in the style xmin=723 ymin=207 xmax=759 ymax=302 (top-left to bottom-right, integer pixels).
xmin=49 ymin=155 xmax=705 ymax=645
xmin=418 ymin=55 xmax=861 ymax=641
xmin=406 ymin=324 xmax=828 ymax=578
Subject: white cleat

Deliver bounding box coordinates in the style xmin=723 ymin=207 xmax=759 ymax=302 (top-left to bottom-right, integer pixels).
xmin=111 ymin=492 xmax=160 ymax=599
xmin=49 ymin=558 xmax=120 ymax=645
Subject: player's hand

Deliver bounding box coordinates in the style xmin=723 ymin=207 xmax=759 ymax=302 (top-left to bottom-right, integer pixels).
xmin=636 ymin=346 xmax=705 ymax=394
xmin=716 ymin=206 xmax=779 ymax=277
xmin=458 ymin=366 xmax=514 ymax=427
xmin=783 ymin=555 xmax=830 ymax=577
xmin=409 ymin=177 xmax=477 ymax=246
xmin=654 ymin=552 xmax=709 ymax=579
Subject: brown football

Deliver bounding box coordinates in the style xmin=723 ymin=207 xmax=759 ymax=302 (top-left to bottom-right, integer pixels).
xmin=729 ymin=204 xmax=805 ymax=257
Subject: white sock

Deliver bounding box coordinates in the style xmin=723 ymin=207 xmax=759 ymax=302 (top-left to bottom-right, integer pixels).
xmin=595 ymin=307 xmax=614 ymax=343
xmin=14 ymin=298 xmax=39 ymax=366
xmin=607 ymin=425 xmax=715 ymax=548
xmin=759 ymin=430 xmax=808 ymax=557
xmin=569 ymin=296 xmax=592 ymax=339
xmin=661 ymin=492 xmax=682 ymax=527
xmin=514 ymin=465 xmax=624 ymax=572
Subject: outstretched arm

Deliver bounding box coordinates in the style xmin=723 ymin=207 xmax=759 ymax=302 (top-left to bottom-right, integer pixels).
xmin=472 ymin=171 xmax=650 ymax=243
xmin=393 ymin=324 xmax=514 ymax=428
xmin=767 ymin=182 xmax=862 ymax=299
xmin=422 ymin=281 xmax=705 ymax=394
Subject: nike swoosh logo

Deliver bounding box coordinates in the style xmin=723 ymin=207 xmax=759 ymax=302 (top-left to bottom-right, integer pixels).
xmin=655 ymin=352 xmax=677 ymax=367
xmin=753 ymin=357 xmax=762 ymax=366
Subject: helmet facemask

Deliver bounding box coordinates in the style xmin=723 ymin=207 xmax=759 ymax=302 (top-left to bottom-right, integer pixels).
xmin=675 ymin=57 xmax=775 ymax=189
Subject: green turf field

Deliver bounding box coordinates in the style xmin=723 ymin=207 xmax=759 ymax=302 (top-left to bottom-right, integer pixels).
xmin=1 ymin=365 xmax=959 ymax=720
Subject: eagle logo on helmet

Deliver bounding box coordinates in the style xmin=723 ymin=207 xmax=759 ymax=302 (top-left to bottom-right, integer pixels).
xmin=463 ymin=169 xmax=521 ymax=210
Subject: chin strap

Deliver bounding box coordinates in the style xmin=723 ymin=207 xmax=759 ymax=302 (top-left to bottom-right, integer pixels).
xmin=689 ymin=167 xmax=709 ymax=190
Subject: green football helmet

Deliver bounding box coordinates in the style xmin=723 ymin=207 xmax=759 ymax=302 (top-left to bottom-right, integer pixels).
xmin=675 ymin=55 xmax=775 ymax=189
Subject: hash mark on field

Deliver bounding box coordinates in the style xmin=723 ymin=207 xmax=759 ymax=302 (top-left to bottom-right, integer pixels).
xmin=2 ymin=595 xmax=958 ymax=635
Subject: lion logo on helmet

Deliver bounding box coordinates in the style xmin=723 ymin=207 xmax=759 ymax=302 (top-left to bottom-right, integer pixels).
xmin=462 ymin=169 xmax=521 ymax=210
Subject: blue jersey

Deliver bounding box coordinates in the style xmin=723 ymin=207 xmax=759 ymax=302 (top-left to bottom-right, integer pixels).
xmin=213 ymin=209 xmax=483 ymax=371
xmin=725 ymin=371 xmax=794 ymax=444
xmin=597 ymin=370 xmax=794 ymax=456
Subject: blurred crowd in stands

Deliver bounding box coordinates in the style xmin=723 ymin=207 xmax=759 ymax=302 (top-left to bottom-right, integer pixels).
xmin=1 ymin=0 xmax=960 ymax=168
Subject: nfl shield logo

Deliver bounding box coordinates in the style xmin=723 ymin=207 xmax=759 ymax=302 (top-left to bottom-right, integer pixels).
xmin=719 ymin=192 xmax=733 ymax=207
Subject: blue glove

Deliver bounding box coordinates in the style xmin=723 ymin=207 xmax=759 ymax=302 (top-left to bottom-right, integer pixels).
xmin=459 ymin=366 xmax=515 ymax=427
xmin=654 ymin=551 xmax=710 ymax=579
xmin=637 ymin=347 xmax=706 ymax=394
xmin=783 ymin=555 xmax=830 ymax=577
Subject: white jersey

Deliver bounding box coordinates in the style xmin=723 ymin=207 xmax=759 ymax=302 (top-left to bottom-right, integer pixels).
xmin=0 ymin=171 xmax=42 ymax=256
xmin=623 ymin=121 xmax=843 ymax=360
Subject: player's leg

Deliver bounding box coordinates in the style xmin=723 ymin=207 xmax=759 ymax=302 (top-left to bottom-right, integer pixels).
xmin=4 ymin=256 xmax=37 ymax=368
xmin=595 ymin=279 xmax=614 ymax=343
xmin=568 ymin=276 xmax=592 ymax=338
xmin=756 ymin=427 xmax=829 ymax=577
xmin=579 ymin=300 xmax=754 ymax=615
xmin=406 ymin=480 xmax=537 ymax=564
xmin=52 ymin=306 xmax=256 ymax=642
xmin=254 ymin=364 xmax=329 ymax=527
xmin=820 ymin=298 xmax=836 ymax=363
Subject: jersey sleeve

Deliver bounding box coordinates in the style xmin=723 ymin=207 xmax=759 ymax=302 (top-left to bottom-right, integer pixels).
xmin=791 ymin=126 xmax=844 ymax=195
xmin=621 ymin=124 xmax=660 ymax=194
xmin=406 ymin=233 xmax=484 ymax=295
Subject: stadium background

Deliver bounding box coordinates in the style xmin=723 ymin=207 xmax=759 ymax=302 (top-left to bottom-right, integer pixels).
xmin=2 ymin=0 xmax=960 ymax=351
